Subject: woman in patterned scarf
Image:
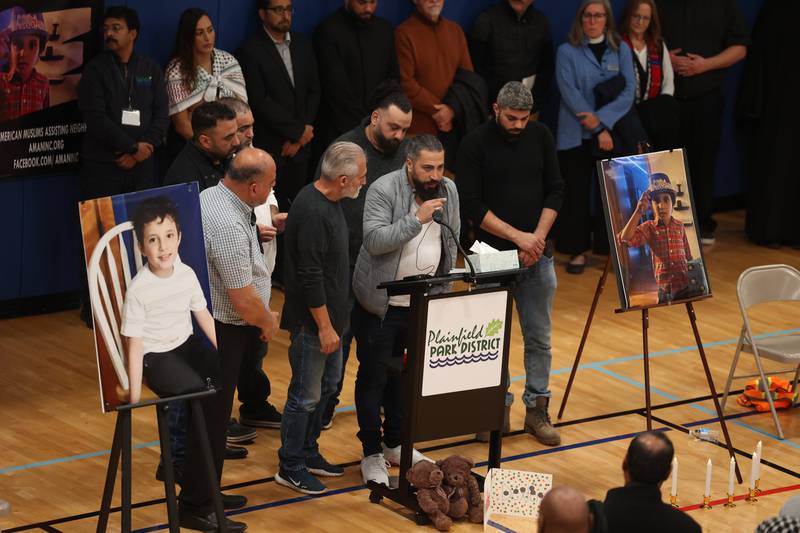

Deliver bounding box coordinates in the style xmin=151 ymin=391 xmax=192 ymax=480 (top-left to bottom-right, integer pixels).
xmin=165 ymin=8 xmax=247 ymax=142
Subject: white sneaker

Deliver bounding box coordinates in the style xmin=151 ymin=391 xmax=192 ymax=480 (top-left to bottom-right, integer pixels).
xmin=382 ymin=443 xmax=432 ymax=466
xmin=361 ymin=453 xmax=390 ymax=486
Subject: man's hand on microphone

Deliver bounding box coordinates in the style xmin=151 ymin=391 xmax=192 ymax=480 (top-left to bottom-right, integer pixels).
xmin=416 ymin=198 xmax=447 ymax=224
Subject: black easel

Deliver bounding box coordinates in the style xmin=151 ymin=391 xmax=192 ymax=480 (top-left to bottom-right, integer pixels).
xmin=96 ymin=388 xmax=227 ymax=533
xmin=557 ymin=261 xmax=742 ymax=483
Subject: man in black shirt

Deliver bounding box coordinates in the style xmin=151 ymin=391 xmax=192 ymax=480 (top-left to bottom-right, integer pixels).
xmin=604 ymin=431 xmax=700 ymax=533
xmin=659 ymin=0 xmax=749 ymax=245
xmin=470 ymin=0 xmax=554 ymax=111
xmin=277 ymin=141 xmax=366 ymax=495
xmin=163 ymin=101 xmax=241 ymax=190
xmin=78 ymin=6 xmax=168 ymax=198
xmin=314 ymin=0 xmax=398 ymax=148
xmin=456 ymin=81 xmax=563 ymax=446
xmin=315 ymin=83 xmax=412 ymax=429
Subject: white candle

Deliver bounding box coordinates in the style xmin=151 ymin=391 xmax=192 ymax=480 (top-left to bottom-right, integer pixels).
xmin=670 ymin=456 xmax=678 ymax=497
xmin=704 ymin=459 xmax=712 ymax=497
xmin=755 ymin=441 xmax=762 ymax=480
xmin=749 ymin=452 xmax=758 ymax=490
xmin=728 ymin=456 xmax=736 ymax=495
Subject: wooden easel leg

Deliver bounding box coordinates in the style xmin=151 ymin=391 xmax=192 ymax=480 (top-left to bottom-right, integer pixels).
xmin=155 ymin=404 xmax=180 ymax=533
xmin=121 ymin=410 xmax=132 ymax=533
xmin=558 ymin=257 xmax=611 ymax=419
xmin=686 ymin=303 xmax=743 ymax=483
xmin=642 ymin=309 xmax=652 ymax=430
xmin=190 ymin=399 xmax=228 ymax=533
xmin=97 ymin=413 xmax=123 ymax=533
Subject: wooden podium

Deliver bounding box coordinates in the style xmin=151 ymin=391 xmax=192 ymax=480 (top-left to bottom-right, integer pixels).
xmin=368 ymin=268 xmax=527 ymax=523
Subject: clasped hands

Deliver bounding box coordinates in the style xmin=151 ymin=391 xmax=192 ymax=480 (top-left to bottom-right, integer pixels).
xmin=514 ymin=230 xmax=547 ymax=267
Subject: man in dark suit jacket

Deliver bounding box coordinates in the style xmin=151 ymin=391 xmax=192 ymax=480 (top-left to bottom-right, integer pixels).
xmin=604 ymin=431 xmax=701 ymax=533
xmin=236 ymin=0 xmax=320 ymax=207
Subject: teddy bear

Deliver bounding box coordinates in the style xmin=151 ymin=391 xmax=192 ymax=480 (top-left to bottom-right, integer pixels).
xmin=438 ymin=455 xmax=484 ymax=524
xmin=405 ymin=459 xmax=453 ymax=531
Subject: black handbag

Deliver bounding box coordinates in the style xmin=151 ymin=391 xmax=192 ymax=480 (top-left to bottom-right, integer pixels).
xmin=590 ymin=74 xmax=649 ymax=158
xmin=636 ymin=93 xmax=680 ymax=151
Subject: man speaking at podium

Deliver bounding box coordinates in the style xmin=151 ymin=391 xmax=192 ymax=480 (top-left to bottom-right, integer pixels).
xmin=351 ymin=134 xmax=459 ymax=486
xmin=456 ymin=81 xmax=564 ymax=446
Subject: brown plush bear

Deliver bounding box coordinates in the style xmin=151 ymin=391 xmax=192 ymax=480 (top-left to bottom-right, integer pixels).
xmin=405 ymin=460 xmax=453 ymax=531
xmin=438 ymin=455 xmax=484 ymax=524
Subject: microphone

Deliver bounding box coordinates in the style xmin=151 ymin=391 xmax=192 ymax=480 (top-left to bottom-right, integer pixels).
xmin=432 ymin=209 xmax=476 ymax=282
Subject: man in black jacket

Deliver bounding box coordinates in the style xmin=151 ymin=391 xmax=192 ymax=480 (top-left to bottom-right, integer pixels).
xmin=78 ymin=6 xmax=168 ymax=198
xmin=604 ymin=431 xmax=701 ymax=533
xmin=314 ymin=0 xmax=398 ymax=149
xmin=470 ymin=0 xmax=554 ymax=112
xmin=237 ymin=0 xmax=320 ymax=208
xmin=456 ymin=81 xmax=563 ymax=446
xmin=163 ymin=101 xmax=241 ymax=190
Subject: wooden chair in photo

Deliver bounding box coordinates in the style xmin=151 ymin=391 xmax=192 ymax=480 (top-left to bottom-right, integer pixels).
xmin=721 ymin=264 xmax=800 ymax=440
xmin=86 ymin=221 xmax=226 ymax=533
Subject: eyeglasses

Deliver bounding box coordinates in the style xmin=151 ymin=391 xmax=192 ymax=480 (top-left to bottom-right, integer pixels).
xmin=265 ymin=5 xmax=293 ymax=16
xmin=632 ymin=14 xmax=651 ymax=22
xmin=582 ymin=12 xmax=607 ymax=21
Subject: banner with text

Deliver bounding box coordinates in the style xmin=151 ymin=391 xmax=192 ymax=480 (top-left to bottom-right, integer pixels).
xmin=422 ymin=291 xmax=507 ymax=397
xmin=0 ymin=1 xmax=102 ymax=178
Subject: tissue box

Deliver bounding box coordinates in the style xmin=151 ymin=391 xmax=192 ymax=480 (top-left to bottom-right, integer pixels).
xmin=467 ymin=249 xmax=519 ymax=273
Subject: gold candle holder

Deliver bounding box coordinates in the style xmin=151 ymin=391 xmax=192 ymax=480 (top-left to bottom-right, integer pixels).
xmin=670 ymin=494 xmax=678 ymax=508
xmin=702 ymin=496 xmax=712 ymax=510
xmin=724 ymin=494 xmax=736 ymax=508
xmin=746 ymin=488 xmax=758 ymax=503
xmin=755 ymin=479 xmax=762 ymax=495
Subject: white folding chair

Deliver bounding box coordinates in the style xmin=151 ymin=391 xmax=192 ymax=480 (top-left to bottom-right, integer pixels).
xmin=720 ymin=264 xmax=800 ymax=440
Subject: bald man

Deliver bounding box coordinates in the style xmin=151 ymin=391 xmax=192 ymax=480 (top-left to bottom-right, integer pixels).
xmin=538 ymin=486 xmax=592 ymax=533
xmin=182 ymin=147 xmax=280 ymax=532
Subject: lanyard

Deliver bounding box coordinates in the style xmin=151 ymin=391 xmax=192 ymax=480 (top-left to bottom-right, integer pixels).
xmin=113 ymin=54 xmax=137 ymax=109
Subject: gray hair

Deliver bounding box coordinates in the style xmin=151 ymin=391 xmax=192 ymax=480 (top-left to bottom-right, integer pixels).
xmin=218 ymin=96 xmax=250 ymax=115
xmin=405 ymin=134 xmax=443 ymax=162
xmin=568 ymin=0 xmax=620 ymax=50
xmin=320 ymin=141 xmax=365 ymax=181
xmin=497 ymin=81 xmax=533 ymax=111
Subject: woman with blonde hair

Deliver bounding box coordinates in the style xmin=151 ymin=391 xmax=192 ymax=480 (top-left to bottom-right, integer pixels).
xmin=555 ymin=0 xmax=635 ymax=274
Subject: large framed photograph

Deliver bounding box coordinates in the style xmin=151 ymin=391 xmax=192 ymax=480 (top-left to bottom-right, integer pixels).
xmin=598 ymin=149 xmax=711 ymax=311
xmin=79 ymin=183 xmax=211 ymax=412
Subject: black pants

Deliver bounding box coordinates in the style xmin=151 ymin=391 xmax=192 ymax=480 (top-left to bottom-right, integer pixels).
xmin=555 ymin=142 xmax=609 ymax=256
xmin=677 ymin=88 xmax=724 ymax=235
xmin=352 ymin=302 xmax=406 ymax=457
xmin=144 ymin=336 xmax=221 ymax=514
xmin=179 ymin=322 xmax=248 ymax=515
xmin=236 ymin=334 xmax=271 ymax=416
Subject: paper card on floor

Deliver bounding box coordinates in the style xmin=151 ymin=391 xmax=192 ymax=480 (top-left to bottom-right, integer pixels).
xmin=484 ymin=468 xmax=553 ymax=532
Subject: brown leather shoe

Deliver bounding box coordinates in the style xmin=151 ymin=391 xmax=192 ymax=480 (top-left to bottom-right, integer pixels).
xmin=524 ymin=397 xmax=561 ymax=446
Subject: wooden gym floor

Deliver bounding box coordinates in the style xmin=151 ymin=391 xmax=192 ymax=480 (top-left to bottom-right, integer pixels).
xmin=1 ymin=210 xmax=799 ymax=532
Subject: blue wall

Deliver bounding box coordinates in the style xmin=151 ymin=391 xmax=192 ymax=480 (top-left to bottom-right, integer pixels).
xmin=2 ymin=0 xmax=760 ymax=302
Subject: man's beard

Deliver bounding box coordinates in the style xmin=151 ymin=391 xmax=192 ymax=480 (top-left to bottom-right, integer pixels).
xmin=496 ymin=117 xmax=523 ymax=142
xmin=411 ymin=171 xmax=442 ymax=201
xmin=373 ymin=129 xmax=401 ymax=156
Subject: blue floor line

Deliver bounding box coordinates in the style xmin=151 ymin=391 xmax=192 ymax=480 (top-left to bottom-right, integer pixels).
xmin=4 ymin=328 xmax=798 ymax=475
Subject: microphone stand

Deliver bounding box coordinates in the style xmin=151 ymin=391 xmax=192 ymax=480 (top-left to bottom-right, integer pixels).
xmin=432 ymin=209 xmax=476 ymax=283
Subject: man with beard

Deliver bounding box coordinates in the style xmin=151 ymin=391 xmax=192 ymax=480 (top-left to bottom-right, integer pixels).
xmin=456 ymin=81 xmax=563 ymax=446
xmin=314 ymin=82 xmax=412 ymax=429
xmin=352 ymin=134 xmax=458 ymax=485
xmin=276 ymin=142 xmax=366 ymax=495
xmin=78 ymin=6 xmax=168 ymax=197
xmin=164 ymin=100 xmax=241 ymax=190
xmin=314 ymin=0 xmax=398 ymax=148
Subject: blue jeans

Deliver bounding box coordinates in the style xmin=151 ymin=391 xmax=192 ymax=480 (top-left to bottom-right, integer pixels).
xmin=508 ymin=255 xmax=557 ymax=408
xmin=278 ymin=328 xmax=343 ymax=471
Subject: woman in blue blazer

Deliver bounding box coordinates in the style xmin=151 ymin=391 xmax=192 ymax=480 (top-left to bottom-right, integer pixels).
xmin=555 ymin=0 xmax=635 ymax=274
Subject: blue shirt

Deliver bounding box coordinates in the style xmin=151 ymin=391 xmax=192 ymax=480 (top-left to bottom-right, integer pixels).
xmin=555 ymin=38 xmax=635 ymax=151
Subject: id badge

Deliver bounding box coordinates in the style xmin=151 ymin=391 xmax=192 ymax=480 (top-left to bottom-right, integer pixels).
xmin=121 ymin=109 xmax=141 ymax=126
xmin=607 ymin=63 xmax=620 ymax=72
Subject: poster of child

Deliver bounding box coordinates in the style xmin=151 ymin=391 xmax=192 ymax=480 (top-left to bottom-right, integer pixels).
xmin=598 ymin=149 xmax=711 ymax=310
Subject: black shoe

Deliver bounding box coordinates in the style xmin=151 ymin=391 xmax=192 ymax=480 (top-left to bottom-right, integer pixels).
xmin=240 ymin=404 xmax=282 ymax=429
xmin=155 ymin=463 xmax=184 ymax=485
xmin=306 ymin=454 xmax=344 ymax=477
xmin=227 ymin=418 xmax=257 ymax=444
xmin=222 ymin=492 xmax=247 ymax=510
xmin=225 ymin=445 xmax=248 ymax=460
xmin=179 ymin=510 xmax=247 ymax=532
